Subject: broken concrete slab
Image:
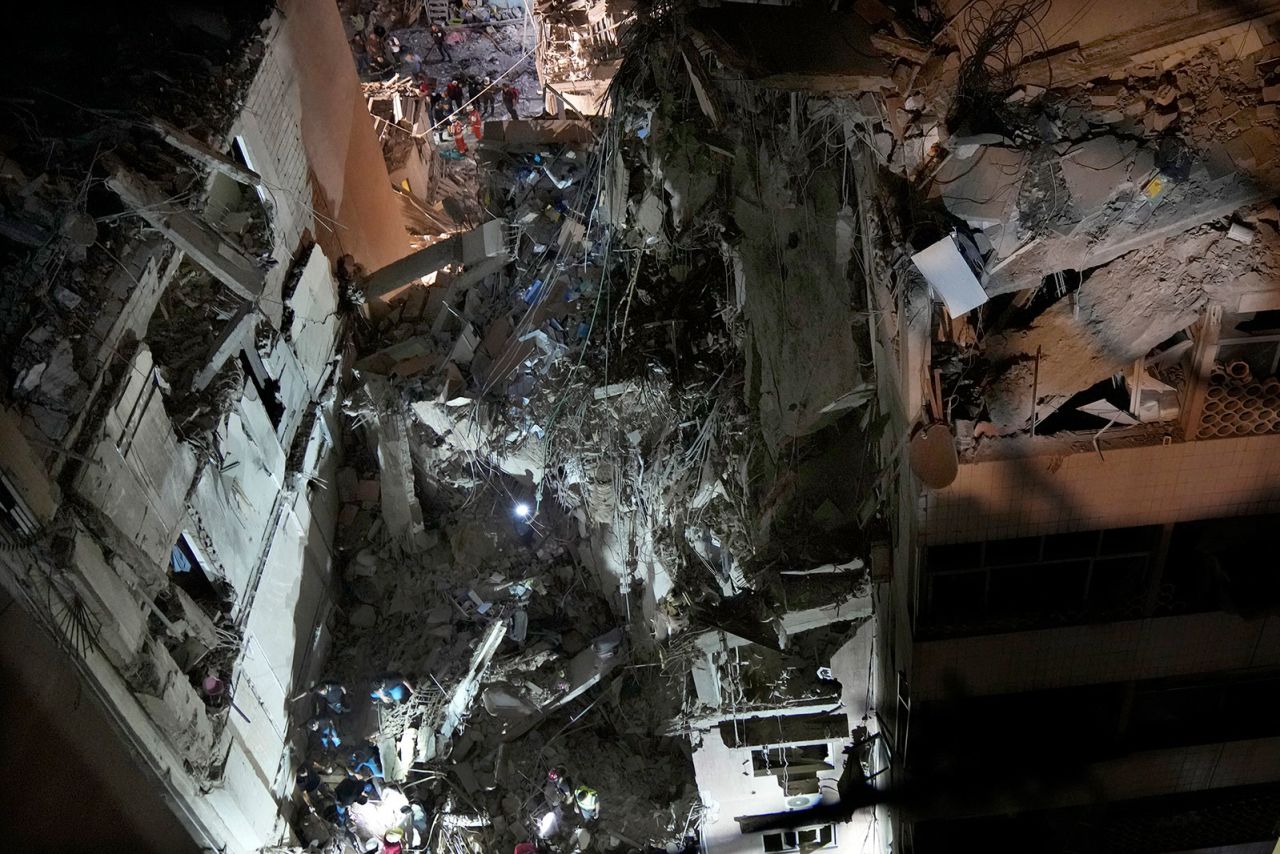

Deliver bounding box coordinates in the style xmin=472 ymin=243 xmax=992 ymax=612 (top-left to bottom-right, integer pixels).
xmin=355 ymin=336 xmax=441 ymax=377
xmin=106 ymin=166 xmax=266 ymax=301
xmin=931 ymin=146 xmax=1028 ymax=229
xmin=985 ymin=173 xmax=1274 ymax=296
xmin=1058 ymin=136 xmax=1137 ymax=212
xmin=364 ymin=376 xmax=428 ymax=549
xmin=982 ymin=245 xmax=1207 ymax=431
xmin=148 ymin=118 xmax=263 ymax=188
xmin=191 ymin=300 xmax=256 ymax=391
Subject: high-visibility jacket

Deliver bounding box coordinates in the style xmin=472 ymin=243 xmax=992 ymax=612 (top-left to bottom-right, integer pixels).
xmin=574 ymin=786 xmax=599 ymax=815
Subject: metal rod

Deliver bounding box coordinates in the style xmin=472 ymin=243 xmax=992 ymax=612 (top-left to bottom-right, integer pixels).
xmin=1030 ymin=345 xmax=1042 ymax=434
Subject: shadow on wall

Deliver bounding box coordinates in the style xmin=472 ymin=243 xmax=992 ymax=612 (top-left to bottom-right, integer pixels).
xmin=911 ymin=447 xmax=1280 ymax=823
xmin=0 ymin=591 xmax=201 ymax=854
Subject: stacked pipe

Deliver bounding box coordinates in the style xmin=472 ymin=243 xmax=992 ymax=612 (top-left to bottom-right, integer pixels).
xmin=1197 ymin=361 xmax=1280 ymax=439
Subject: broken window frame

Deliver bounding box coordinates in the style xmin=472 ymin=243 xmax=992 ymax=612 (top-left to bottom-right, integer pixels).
xmin=750 ymin=743 xmax=835 ymax=797
xmin=232 ymin=136 xmax=272 ymax=212
xmin=920 ymin=526 xmax=1161 ymax=637
xmin=168 ymin=531 xmax=230 ymax=609
xmin=761 ymin=823 xmax=837 ymax=852
xmin=0 ymin=470 xmax=38 ymax=544
xmin=203 ymin=137 xmax=273 ymax=239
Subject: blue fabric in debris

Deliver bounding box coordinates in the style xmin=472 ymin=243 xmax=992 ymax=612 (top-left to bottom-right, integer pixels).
xmin=522 ymin=279 xmax=544 ymax=304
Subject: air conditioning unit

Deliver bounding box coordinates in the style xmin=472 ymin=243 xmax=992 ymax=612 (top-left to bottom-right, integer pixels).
xmin=784 ymin=793 xmax=822 ymax=811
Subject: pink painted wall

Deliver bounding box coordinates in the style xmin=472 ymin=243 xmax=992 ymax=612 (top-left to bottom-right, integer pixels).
xmin=240 ymin=0 xmax=411 ymax=273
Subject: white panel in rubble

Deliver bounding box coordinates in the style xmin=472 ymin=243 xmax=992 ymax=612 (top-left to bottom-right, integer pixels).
xmin=911 ymin=233 xmax=989 ymax=317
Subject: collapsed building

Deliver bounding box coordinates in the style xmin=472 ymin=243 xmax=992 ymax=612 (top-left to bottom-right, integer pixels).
xmin=0 ymin=0 xmax=415 ymax=848
xmin=4 ymin=0 xmax=1280 ymax=853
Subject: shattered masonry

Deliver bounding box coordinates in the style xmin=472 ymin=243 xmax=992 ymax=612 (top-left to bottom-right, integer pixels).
xmin=6 ymin=0 xmax=1280 ymax=852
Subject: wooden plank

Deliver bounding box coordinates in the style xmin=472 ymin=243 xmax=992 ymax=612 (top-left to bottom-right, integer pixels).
xmin=1182 ymin=304 xmax=1223 ymax=439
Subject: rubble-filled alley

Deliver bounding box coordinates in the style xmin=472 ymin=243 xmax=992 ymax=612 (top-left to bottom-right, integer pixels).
xmin=6 ymin=1 xmax=1280 ymax=853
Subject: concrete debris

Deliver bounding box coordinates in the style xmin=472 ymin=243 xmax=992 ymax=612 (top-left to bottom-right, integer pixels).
xmin=1228 ymin=221 xmax=1256 ymax=243
xmin=27 ymin=2 xmax=1280 ymax=852
xmin=1058 ymin=135 xmax=1138 ymax=213
xmin=272 ymin=12 xmax=891 ymax=848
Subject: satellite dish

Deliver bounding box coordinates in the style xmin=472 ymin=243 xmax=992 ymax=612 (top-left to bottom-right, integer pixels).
xmin=909 ymin=422 xmax=958 ymax=489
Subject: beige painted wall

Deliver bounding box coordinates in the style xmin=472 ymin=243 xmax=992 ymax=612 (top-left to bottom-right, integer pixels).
xmin=923 ymin=435 xmax=1280 ymax=544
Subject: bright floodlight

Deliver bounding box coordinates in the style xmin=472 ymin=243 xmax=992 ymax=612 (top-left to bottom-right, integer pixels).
xmin=515 ymin=503 xmax=531 ymax=518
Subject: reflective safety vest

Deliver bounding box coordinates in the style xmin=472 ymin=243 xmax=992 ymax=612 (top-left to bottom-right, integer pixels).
xmin=575 ymin=786 xmax=599 ymax=810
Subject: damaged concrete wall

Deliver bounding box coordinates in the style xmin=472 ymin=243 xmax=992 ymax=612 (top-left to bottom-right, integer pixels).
xmin=74 ymin=346 xmax=198 ymax=568
xmin=233 ymin=0 xmax=411 ymax=303
xmin=924 ymin=432 xmax=1280 ymax=545
xmin=0 ymin=1 xmax=408 ymax=848
xmin=734 ymin=147 xmax=865 ymax=452
xmin=693 ymin=622 xmax=879 ymax=853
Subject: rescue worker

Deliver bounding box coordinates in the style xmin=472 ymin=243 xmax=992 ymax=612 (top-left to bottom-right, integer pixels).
xmin=319 ymin=796 xmax=347 ymax=829
xmin=313 ymin=680 xmax=351 ymax=714
xmin=479 ymin=76 xmax=495 ymax=116
xmin=297 ymin=762 xmax=320 ymax=787
xmin=347 ymin=742 xmax=384 ymax=780
xmin=366 ymin=26 xmax=390 ymax=74
xmin=334 ymin=775 xmax=370 ymax=815
xmin=543 ymin=766 xmax=573 ymax=808
xmin=468 ymin=106 xmax=484 ymax=140
xmin=451 ymin=117 xmax=469 ymax=155
xmin=400 ymin=49 xmax=423 ymax=77
xmin=429 ymin=22 xmax=453 ymax=61
xmin=365 ymin=26 xmax=384 ymax=60
xmin=385 ymin=35 xmax=403 ymax=67
xmin=446 ymin=78 xmax=465 ymax=112
xmin=371 ymin=674 xmax=414 ymax=705
xmin=430 ymin=90 xmax=449 ymax=140
xmin=307 ymin=714 xmax=342 ymax=749
xmin=382 ymin=828 xmax=406 ymax=854
xmin=295 ymin=762 xmax=323 ymax=810
xmin=502 ymin=83 xmax=520 ymax=120
xmin=574 ymin=785 xmax=600 ymax=822
xmin=350 ymin=32 xmax=370 ymax=75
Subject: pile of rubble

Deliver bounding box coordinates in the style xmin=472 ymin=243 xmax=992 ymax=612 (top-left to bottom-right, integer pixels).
xmin=758 ymin=0 xmax=1280 ymax=458
xmin=293 ymin=5 xmax=890 ymax=847
xmin=1 ymin=0 xmax=272 ymax=457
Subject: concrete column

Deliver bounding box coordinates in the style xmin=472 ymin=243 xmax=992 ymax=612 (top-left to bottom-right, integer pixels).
xmin=192 ymin=300 xmax=256 ymax=391
xmin=362 ymin=219 xmax=506 ymax=301
xmin=365 ymin=377 xmax=427 ymax=549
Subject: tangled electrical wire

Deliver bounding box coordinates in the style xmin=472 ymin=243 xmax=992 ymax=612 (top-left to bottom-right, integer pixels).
xmin=606 ymin=0 xmax=682 ymax=108
xmin=949 ymin=0 xmax=1053 ymax=134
